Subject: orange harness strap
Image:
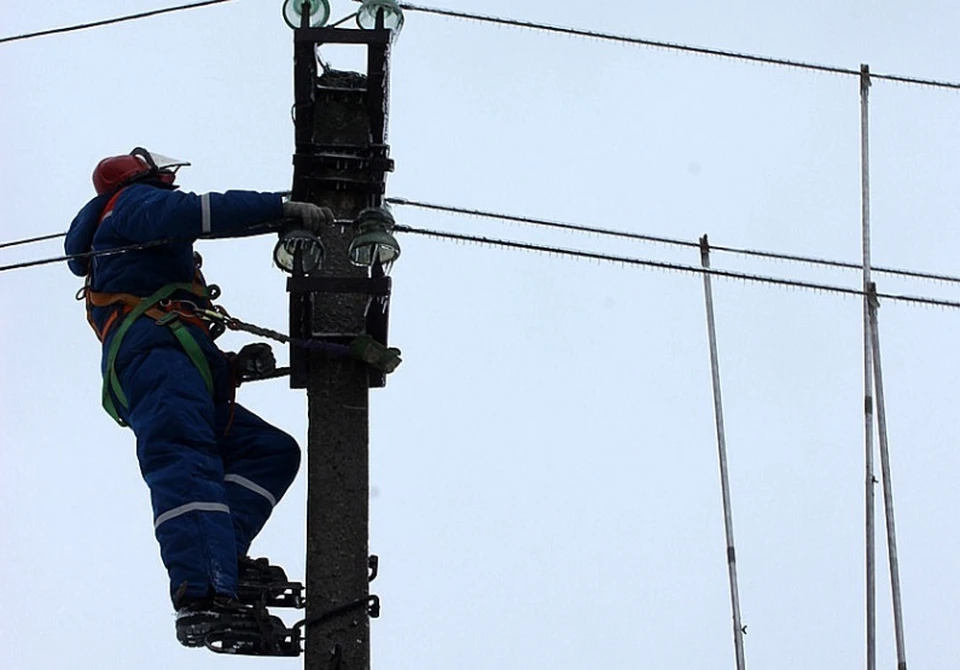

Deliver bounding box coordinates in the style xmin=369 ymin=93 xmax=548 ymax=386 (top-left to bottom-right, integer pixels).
xmin=84 ymin=288 xmax=212 ymax=342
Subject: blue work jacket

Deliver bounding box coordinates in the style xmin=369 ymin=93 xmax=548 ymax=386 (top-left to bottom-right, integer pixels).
xmin=66 ymin=182 xmax=283 ymax=335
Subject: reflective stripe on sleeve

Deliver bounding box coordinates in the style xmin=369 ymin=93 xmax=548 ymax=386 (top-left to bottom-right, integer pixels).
xmin=224 ymin=474 xmax=277 ymax=508
xmin=201 ymin=193 xmax=211 ymax=235
xmin=154 ymin=501 xmax=230 ymax=530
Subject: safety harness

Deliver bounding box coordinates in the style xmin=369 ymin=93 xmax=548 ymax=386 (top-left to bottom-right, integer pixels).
xmin=79 ymin=188 xmax=219 ymax=426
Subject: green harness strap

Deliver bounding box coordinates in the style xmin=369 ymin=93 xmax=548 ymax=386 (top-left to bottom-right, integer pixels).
xmin=102 ymin=282 xmax=214 ymax=426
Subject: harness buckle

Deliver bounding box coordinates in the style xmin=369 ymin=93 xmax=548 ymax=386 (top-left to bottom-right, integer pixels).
xmin=155 ymin=311 xmax=180 ymax=326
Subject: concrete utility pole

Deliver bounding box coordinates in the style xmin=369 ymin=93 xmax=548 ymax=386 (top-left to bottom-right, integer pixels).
xmin=288 ymin=11 xmax=395 ymax=670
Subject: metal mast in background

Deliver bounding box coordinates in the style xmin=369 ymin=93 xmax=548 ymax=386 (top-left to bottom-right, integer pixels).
xmin=860 ymin=63 xmax=877 ymax=670
xmin=867 ymin=285 xmax=909 ymax=670
xmin=699 ymin=235 xmax=747 ymax=670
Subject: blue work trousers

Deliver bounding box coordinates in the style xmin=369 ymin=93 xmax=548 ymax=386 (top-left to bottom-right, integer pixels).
xmin=113 ymin=321 xmax=300 ymax=605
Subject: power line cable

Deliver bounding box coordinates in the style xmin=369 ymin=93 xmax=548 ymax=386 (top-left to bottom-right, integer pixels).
xmin=7 ymin=199 xmax=960 ymax=286
xmin=4 ymin=219 xmax=958 ymax=309
xmin=0 ymin=237 xmax=182 ymax=273
xmin=0 ymin=0 xmax=234 ymax=45
xmin=0 ymin=220 xmax=283 ymax=273
xmin=0 ymin=232 xmax=65 ymax=250
xmin=398 ymin=3 xmax=960 ymax=91
xmin=394 ymin=224 xmax=960 ymax=310
xmin=386 ymin=197 xmax=960 ymax=285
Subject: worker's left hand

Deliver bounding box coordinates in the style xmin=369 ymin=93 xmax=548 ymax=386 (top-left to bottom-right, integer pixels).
xmin=234 ymin=343 xmax=276 ymax=381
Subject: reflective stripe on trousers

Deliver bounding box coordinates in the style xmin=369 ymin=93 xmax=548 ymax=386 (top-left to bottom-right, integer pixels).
xmin=224 ymin=473 xmax=277 ymax=508
xmin=154 ymin=501 xmax=231 ymax=530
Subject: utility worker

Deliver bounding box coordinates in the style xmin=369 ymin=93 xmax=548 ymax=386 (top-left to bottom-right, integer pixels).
xmin=64 ymin=147 xmax=378 ymax=650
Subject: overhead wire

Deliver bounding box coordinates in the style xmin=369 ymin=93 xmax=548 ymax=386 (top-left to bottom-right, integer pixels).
xmin=6 ymin=198 xmax=960 ymax=288
xmin=387 ymin=197 xmax=960 ymax=285
xmin=398 ymin=3 xmax=960 ymax=91
xmin=0 ymin=232 xmax=65 ymax=250
xmin=2 ymin=1 xmax=955 ymax=92
xmin=7 ymin=219 xmax=960 ymax=309
xmin=4 ymin=220 xmax=960 ymax=307
xmin=8 ymin=202 xmax=960 ymax=286
xmin=0 ymin=237 xmax=184 ymax=273
xmin=0 ymin=221 xmax=284 ymax=273
xmin=394 ymin=224 xmax=960 ymax=310
xmin=0 ymin=0 xmax=234 ymax=45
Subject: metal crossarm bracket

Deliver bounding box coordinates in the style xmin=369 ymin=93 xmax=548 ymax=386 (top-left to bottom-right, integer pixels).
xmin=287 ymin=276 xmax=392 ymax=388
xmin=295 ymin=146 xmax=394 ymax=172
xmin=294 ymin=26 xmax=392 ymax=45
xmin=294 ymin=146 xmax=394 ymax=195
xmin=287 ymin=276 xmax=391 ymax=295
xmin=300 ymin=177 xmax=386 ymax=194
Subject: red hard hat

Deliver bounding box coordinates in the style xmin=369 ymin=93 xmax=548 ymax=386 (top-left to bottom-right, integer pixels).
xmin=92 ymin=154 xmax=152 ymax=195
xmin=92 ymin=148 xmax=180 ymax=195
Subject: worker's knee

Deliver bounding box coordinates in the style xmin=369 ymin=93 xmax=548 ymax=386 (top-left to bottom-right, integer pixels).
xmin=270 ymin=431 xmax=301 ymax=488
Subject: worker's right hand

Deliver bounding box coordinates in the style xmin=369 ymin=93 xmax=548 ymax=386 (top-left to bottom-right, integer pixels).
xmin=282 ymin=201 xmax=334 ymax=234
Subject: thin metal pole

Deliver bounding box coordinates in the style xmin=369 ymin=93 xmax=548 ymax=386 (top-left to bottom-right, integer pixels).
xmin=860 ymin=63 xmax=877 ymax=670
xmin=867 ymin=285 xmax=909 ymax=670
xmin=699 ymin=235 xmax=746 ymax=670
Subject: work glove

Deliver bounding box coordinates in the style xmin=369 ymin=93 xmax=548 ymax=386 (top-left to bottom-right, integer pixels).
xmin=282 ymin=201 xmax=334 ymax=235
xmin=231 ymin=343 xmax=277 ymax=383
xmin=350 ymin=335 xmax=402 ymax=374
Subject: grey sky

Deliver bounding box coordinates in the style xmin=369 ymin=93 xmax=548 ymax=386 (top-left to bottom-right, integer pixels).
xmin=1 ymin=1 xmax=959 ymax=668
